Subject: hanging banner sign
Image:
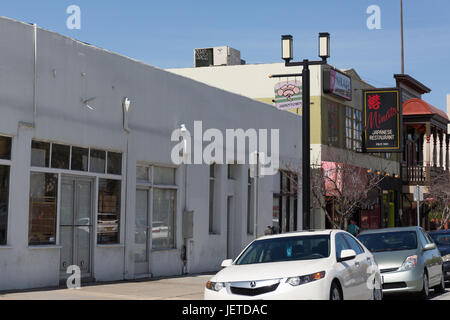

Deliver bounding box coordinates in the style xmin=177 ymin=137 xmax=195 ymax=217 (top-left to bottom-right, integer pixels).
xmin=323 ymin=68 xmax=352 ymax=101
xmin=363 ymin=89 xmax=402 ymax=152
xmin=274 ymin=80 xmax=302 ymax=110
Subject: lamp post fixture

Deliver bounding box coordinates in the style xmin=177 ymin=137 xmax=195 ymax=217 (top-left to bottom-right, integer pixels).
xmin=279 ymin=33 xmax=330 ymax=230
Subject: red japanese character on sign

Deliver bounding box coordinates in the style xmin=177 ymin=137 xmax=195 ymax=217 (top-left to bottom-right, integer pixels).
xmin=368 ymin=94 xmax=381 ymax=110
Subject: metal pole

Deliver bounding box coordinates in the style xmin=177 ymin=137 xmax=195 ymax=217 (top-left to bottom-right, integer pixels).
xmin=416 ymin=185 xmax=420 ymax=227
xmin=401 ymin=0 xmax=405 ymax=74
xmin=302 ymin=61 xmax=311 ymax=230
xmin=253 ymin=153 xmax=259 ymax=239
xmin=417 ymin=200 xmax=420 ymax=227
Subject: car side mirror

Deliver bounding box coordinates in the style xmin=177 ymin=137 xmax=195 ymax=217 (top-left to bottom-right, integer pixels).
xmin=338 ymin=249 xmax=356 ymax=263
xmin=221 ymin=259 xmax=233 ymax=268
xmin=423 ymin=243 xmax=436 ymax=251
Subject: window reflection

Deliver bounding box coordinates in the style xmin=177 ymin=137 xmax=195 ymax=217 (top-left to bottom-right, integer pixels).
xmin=90 ymin=149 xmax=106 ymax=174
xmin=97 ymin=179 xmax=121 ymax=244
xmin=107 ymin=152 xmax=122 ymax=175
xmin=29 ymin=173 xmax=58 ymax=245
xmin=71 ymin=147 xmax=89 ymax=171
xmin=31 ymin=141 xmax=50 ymax=167
xmin=152 ymin=189 xmax=176 ymax=250
xmin=51 ymin=144 xmax=70 ymax=169
xmin=0 ymin=166 xmax=10 ymax=245
xmin=0 ymin=136 xmax=11 ymax=160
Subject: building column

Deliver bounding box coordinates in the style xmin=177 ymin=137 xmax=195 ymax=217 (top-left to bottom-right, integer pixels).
xmin=432 ymin=127 xmax=437 ymax=167
xmin=425 ymin=124 xmax=431 ymax=182
xmin=445 ymin=133 xmax=450 ymax=170
xmin=438 ymin=130 xmax=443 ymax=168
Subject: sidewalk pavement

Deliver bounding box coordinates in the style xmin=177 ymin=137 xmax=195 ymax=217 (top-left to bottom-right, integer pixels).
xmin=0 ymin=273 xmax=214 ymax=300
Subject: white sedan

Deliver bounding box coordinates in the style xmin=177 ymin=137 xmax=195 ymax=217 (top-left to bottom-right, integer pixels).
xmin=205 ymin=230 xmax=383 ymax=300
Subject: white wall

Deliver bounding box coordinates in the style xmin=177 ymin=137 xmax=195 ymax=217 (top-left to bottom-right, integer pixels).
xmin=0 ymin=17 xmax=302 ymax=290
xmin=168 ymin=63 xmax=323 ymax=100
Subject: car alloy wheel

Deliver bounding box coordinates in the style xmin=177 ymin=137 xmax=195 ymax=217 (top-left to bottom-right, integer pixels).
xmin=373 ymin=288 xmax=383 ymax=300
xmin=330 ymin=283 xmax=342 ymax=300
xmin=420 ymin=273 xmax=429 ymax=299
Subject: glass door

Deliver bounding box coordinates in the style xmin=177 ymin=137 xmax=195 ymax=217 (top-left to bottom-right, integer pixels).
xmin=134 ymin=188 xmax=151 ymax=277
xmin=60 ymin=177 xmax=93 ymax=280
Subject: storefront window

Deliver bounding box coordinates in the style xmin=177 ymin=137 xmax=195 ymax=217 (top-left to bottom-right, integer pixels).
xmin=107 ymin=152 xmax=122 ymax=175
xmin=31 ymin=141 xmax=50 ymax=167
xmin=51 ymin=144 xmax=70 ymax=169
xmin=152 ymin=189 xmax=176 ymax=250
xmin=345 ymin=107 xmax=353 ymax=149
xmin=327 ymin=101 xmax=339 ymax=147
xmin=353 ymin=109 xmax=363 ymax=151
xmin=0 ymin=166 xmax=10 ymax=245
xmin=154 ymin=167 xmax=176 ymax=185
xmin=136 ymin=164 xmax=177 ymax=251
xmin=90 ymin=149 xmax=106 ymax=174
xmin=136 ymin=166 xmax=150 ymax=182
xmin=29 ymin=173 xmax=58 ymax=245
xmin=71 ymin=147 xmax=89 ymax=171
xmin=0 ymin=136 xmax=11 ymax=160
xmin=280 ymin=171 xmax=298 ymax=233
xmin=97 ymin=179 xmax=121 ymax=244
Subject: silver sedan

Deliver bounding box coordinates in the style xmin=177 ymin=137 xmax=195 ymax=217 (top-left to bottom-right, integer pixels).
xmin=358 ymin=226 xmax=445 ymax=299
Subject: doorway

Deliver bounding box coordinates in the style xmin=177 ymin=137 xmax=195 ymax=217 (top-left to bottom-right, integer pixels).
xmin=226 ymin=196 xmax=234 ymax=259
xmin=59 ymin=177 xmax=94 ymax=281
xmin=134 ymin=188 xmax=151 ymax=277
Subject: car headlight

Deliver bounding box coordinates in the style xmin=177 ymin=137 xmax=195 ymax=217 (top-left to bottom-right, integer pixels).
xmin=442 ymin=254 xmax=450 ymax=263
xmin=286 ymin=271 xmax=326 ymax=286
xmin=398 ymin=255 xmax=418 ymax=271
xmin=206 ymin=281 xmax=225 ymax=292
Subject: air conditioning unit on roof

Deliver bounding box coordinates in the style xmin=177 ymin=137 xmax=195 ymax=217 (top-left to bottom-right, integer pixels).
xmin=194 ymin=46 xmax=244 ymax=67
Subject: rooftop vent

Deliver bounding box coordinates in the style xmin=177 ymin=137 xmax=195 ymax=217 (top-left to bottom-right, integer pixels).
xmin=194 ymin=46 xmax=245 ymax=67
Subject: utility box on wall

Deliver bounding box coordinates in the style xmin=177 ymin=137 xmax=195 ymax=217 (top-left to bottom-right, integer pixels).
xmin=183 ymin=210 xmax=194 ymax=239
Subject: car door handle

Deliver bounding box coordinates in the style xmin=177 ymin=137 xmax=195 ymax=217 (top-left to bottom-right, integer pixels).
xmin=355 ymin=261 xmax=360 ymax=267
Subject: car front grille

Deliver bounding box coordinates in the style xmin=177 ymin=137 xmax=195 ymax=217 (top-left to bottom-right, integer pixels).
xmin=383 ymin=282 xmax=407 ymax=290
xmin=230 ymin=283 xmax=279 ymax=296
xmin=380 ymin=268 xmax=398 ymax=273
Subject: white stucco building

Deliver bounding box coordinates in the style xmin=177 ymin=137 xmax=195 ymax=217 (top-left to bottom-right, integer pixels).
xmin=0 ymin=17 xmax=302 ymax=291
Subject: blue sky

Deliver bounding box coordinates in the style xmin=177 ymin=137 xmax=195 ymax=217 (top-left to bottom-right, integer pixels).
xmin=1 ymin=0 xmax=449 ymax=111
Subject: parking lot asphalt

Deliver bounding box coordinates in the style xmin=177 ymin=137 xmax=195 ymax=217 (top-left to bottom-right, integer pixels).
xmin=1 ymin=274 xmax=449 ymax=300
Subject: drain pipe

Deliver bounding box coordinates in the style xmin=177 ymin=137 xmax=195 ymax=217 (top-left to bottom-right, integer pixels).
xmin=32 ymin=23 xmax=37 ymax=126
xmin=182 ymin=163 xmax=189 ymax=274
xmin=123 ymin=98 xmax=131 ymax=279
xmin=181 ymin=124 xmax=190 ymax=275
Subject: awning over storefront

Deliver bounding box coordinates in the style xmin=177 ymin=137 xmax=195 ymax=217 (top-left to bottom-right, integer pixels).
xmin=403 ymin=98 xmax=449 ymax=122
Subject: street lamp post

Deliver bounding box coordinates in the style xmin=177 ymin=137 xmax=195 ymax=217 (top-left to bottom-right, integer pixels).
xmin=278 ymin=33 xmax=330 ymax=230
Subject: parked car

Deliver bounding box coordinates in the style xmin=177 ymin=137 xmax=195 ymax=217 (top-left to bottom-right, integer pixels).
xmin=429 ymin=229 xmax=450 ymax=281
xmin=204 ymin=230 xmax=383 ymax=300
xmin=358 ymin=226 xmax=445 ymax=299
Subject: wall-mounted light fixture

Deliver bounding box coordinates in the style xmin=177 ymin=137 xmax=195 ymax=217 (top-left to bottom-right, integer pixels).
xmin=123 ymin=97 xmax=132 ymax=132
xmin=81 ymin=97 xmax=96 ymax=111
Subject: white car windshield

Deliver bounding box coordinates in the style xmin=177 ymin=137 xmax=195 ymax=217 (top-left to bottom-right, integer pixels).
xmin=234 ymin=235 xmax=331 ymax=265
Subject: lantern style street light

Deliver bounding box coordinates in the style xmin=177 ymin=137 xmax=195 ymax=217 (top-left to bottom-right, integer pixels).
xmin=276 ymin=33 xmax=331 ymax=229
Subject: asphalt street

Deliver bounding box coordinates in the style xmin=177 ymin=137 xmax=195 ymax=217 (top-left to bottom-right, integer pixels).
xmin=0 ymin=274 xmax=449 ymax=300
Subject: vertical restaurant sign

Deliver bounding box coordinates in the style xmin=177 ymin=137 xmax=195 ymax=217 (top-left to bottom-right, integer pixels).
xmin=323 ymin=68 xmax=352 ymax=101
xmin=274 ymin=80 xmax=302 ymax=110
xmin=363 ymin=89 xmax=402 ymax=152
